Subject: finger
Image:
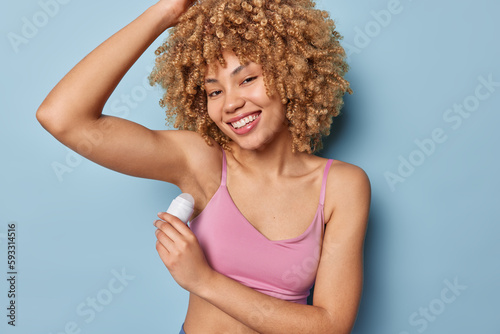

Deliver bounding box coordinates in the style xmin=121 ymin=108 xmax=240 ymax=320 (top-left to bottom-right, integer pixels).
xmin=157 ymin=212 xmax=192 ymax=235
xmin=154 ymin=219 xmax=184 ymax=243
xmin=155 ymin=240 xmax=171 ymax=265
xmin=156 ymin=239 xmax=168 ymax=254
xmin=155 ymin=228 xmax=175 ymax=252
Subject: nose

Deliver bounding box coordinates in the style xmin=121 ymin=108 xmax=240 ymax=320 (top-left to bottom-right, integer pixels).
xmin=223 ymin=89 xmax=245 ymax=114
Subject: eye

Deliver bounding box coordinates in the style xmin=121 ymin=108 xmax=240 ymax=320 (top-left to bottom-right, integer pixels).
xmin=207 ymin=90 xmax=222 ymax=98
xmin=242 ymin=76 xmax=257 ymax=84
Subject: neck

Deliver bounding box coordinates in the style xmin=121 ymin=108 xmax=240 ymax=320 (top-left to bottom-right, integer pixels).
xmin=228 ymin=127 xmax=309 ymax=177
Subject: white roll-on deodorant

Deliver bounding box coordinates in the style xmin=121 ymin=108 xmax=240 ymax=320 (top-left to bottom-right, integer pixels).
xmin=166 ymin=193 xmax=195 ymax=224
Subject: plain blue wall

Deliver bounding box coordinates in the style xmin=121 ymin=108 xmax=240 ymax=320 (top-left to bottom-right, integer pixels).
xmin=1 ymin=0 xmax=499 ymax=333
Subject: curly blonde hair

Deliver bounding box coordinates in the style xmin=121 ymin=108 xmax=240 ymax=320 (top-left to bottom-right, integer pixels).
xmin=149 ymin=0 xmax=352 ymax=153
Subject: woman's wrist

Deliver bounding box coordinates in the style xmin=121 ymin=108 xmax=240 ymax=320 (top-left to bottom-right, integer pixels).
xmin=148 ymin=1 xmax=187 ymax=33
xmin=142 ymin=4 xmax=173 ymax=36
xmin=192 ymin=268 xmax=220 ymax=299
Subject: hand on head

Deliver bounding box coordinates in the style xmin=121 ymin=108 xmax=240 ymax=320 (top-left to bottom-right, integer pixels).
xmin=157 ymin=0 xmax=197 ymax=25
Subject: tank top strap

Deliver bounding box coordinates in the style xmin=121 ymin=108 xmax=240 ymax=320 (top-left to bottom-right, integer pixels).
xmin=319 ymin=159 xmax=333 ymax=206
xmin=221 ymin=149 xmax=227 ymax=187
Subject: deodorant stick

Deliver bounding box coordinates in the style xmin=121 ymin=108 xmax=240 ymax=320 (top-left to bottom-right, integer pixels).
xmin=166 ymin=193 xmax=195 ymax=224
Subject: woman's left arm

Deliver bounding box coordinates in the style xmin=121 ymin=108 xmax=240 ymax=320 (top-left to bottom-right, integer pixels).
xmin=154 ymin=164 xmax=370 ymax=334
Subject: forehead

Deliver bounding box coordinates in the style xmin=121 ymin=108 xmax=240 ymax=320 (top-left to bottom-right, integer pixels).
xmin=205 ymin=51 xmax=254 ymax=78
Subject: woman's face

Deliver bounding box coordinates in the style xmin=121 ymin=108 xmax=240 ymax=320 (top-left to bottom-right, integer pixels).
xmin=204 ymin=51 xmax=287 ymax=151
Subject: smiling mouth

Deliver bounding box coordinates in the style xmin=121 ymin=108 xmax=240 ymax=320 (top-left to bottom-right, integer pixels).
xmin=229 ymin=112 xmax=261 ymax=129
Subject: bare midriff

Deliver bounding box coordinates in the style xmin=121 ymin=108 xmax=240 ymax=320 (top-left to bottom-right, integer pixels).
xmin=183 ymin=293 xmax=259 ymax=334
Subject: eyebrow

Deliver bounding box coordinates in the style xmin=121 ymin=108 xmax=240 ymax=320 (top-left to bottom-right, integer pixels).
xmin=205 ymin=63 xmax=249 ymax=84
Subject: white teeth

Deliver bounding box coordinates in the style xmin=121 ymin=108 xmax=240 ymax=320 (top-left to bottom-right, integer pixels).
xmin=231 ymin=114 xmax=258 ymax=129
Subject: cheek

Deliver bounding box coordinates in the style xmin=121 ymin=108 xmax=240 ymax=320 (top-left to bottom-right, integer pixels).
xmin=256 ymin=87 xmax=282 ymax=111
xmin=206 ymin=102 xmax=219 ymax=123
xmin=274 ymin=106 xmax=286 ymax=125
xmin=269 ymin=98 xmax=286 ymax=119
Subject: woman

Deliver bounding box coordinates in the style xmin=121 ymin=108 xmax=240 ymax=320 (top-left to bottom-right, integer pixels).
xmin=37 ymin=0 xmax=370 ymax=333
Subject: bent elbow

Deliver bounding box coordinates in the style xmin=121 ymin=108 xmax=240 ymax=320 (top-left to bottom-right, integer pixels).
xmin=36 ymin=105 xmax=49 ymax=128
xmin=320 ymin=309 xmax=354 ymax=334
xmin=36 ymin=103 xmax=74 ymax=138
xmin=36 ymin=105 xmax=60 ymax=135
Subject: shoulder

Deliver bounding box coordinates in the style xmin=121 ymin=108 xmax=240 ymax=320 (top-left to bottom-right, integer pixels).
xmin=324 ymin=160 xmax=371 ymax=225
xmin=328 ymin=160 xmax=370 ymax=192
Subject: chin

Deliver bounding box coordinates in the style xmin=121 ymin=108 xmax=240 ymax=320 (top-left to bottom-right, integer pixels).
xmin=238 ymin=134 xmax=276 ymax=152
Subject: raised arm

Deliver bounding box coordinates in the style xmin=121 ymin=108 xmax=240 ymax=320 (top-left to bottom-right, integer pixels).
xmin=36 ymin=0 xmax=207 ymax=185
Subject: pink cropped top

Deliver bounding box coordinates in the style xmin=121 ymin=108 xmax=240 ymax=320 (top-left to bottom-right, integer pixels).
xmin=190 ymin=150 xmax=333 ymax=304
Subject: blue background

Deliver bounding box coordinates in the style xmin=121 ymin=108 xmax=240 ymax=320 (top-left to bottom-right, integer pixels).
xmin=1 ymin=0 xmax=499 ymax=333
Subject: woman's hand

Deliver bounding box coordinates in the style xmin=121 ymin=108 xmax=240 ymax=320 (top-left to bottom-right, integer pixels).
xmin=155 ymin=0 xmax=196 ymax=26
xmin=154 ymin=212 xmax=215 ymax=294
